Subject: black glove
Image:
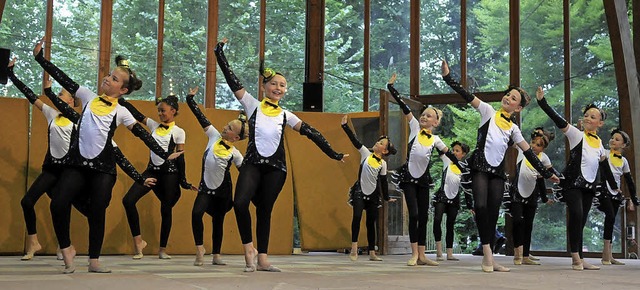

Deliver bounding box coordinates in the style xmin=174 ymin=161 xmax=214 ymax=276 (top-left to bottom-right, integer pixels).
xmin=299 ymin=122 xmax=344 ymax=161
xmin=443 ymin=73 xmax=475 ymax=103
xmin=341 ymin=124 xmax=363 ymax=149
xmin=186 ymin=94 xmax=212 ymax=128
xmin=34 ymin=47 xmax=79 ymax=94
xmin=214 ymin=42 xmax=244 ymax=93
xmin=537 ymin=97 xmax=568 ymax=129
xmin=118 ymin=98 xmax=147 ymax=122
xmin=387 ymin=83 xmax=411 ymax=115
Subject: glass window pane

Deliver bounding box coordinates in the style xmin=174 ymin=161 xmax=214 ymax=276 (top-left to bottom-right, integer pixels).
xmin=216 ymin=1 xmax=260 ymax=110
xmin=0 ymin=2 xmax=47 ymax=98
xmin=324 ymin=1 xmax=364 ymax=113
xmin=52 ymin=0 xmax=100 ymax=92
xmin=266 ymin=0 xmax=306 ymax=112
xmin=162 ymin=0 xmax=207 ymax=102
xmin=467 ymin=0 xmax=510 ymax=92
xmin=111 ymin=1 xmax=158 ymax=100
xmin=370 ymin=0 xmax=410 ymax=112
xmin=420 ymin=0 xmax=461 ymax=95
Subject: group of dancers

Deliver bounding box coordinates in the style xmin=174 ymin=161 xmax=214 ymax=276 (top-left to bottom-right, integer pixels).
xmin=5 ymin=37 xmax=638 ymax=274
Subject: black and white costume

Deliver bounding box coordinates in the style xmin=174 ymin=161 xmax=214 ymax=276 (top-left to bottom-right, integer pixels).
xmin=186 ymin=94 xmax=243 ymax=254
xmin=342 ymin=124 xmax=390 ymax=252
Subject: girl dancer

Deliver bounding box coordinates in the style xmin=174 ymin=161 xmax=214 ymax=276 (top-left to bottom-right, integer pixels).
xmin=597 ymin=129 xmax=638 ymax=265
xmin=7 ymin=58 xmax=153 ymax=261
xmin=510 ymin=128 xmax=558 ymax=266
xmin=341 ymin=115 xmax=396 ymax=262
xmin=119 ymin=92 xmax=196 ymax=260
xmin=432 ymin=141 xmax=472 ymax=261
xmin=387 ymin=73 xmax=461 ymax=266
xmin=33 ymin=39 xmax=180 ymax=273
xmin=535 ymin=86 xmax=617 ymax=270
xmin=215 ymin=39 xmax=345 ymax=272
xmin=441 ymin=61 xmax=559 ymax=272
xmin=186 ymin=87 xmax=247 ymax=266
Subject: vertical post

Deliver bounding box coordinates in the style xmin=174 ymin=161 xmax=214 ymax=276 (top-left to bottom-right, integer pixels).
xmin=379 ymin=89 xmax=389 ymax=255
xmin=409 ymin=0 xmax=420 ymax=97
xmin=258 ymin=0 xmax=266 ymax=100
xmin=155 ymin=0 xmax=165 ymax=100
xmin=460 ymin=0 xmax=467 ymax=87
xmin=563 ymin=0 xmax=572 ymax=253
xmin=205 ymin=0 xmax=219 ymax=108
xmin=41 ymin=0 xmax=54 ymax=93
xmin=97 ymin=0 xmax=114 ymax=95
xmin=363 ymin=0 xmax=370 ymax=112
xmin=304 ymin=0 xmax=325 ymax=111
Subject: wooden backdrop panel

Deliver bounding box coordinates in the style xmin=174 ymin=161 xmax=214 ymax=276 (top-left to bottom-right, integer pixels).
xmin=0 ymin=98 xmax=30 ymax=254
xmin=289 ymin=112 xmax=377 ymax=251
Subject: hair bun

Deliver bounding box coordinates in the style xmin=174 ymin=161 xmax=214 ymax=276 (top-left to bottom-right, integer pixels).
xmin=115 ymin=55 xmax=130 ymax=68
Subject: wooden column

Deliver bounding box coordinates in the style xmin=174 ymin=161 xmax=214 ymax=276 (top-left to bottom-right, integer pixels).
xmin=155 ymin=0 xmax=165 ymax=100
xmin=604 ymin=0 xmax=640 ymax=257
xmin=460 ymin=0 xmax=467 ymax=87
xmin=304 ymin=0 xmax=325 ymax=111
xmin=97 ymin=0 xmax=113 ymax=94
xmin=363 ymin=0 xmax=370 ymax=111
xmin=41 ymin=0 xmax=54 ymax=93
xmin=409 ymin=0 xmax=420 ymax=97
xmin=258 ymin=0 xmax=266 ymax=100
xmin=205 ymin=0 xmax=219 ymax=108
xmin=0 ymin=0 xmax=6 ymax=24
xmin=379 ymin=89 xmax=389 ymax=255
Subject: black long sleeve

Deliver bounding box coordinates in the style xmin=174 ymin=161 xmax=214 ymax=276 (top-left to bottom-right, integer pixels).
xmin=523 ymin=149 xmax=553 ymax=179
xmin=130 ymin=123 xmax=171 ymax=160
xmin=442 ymin=73 xmax=475 ymax=103
xmin=118 ymin=98 xmax=147 ymax=123
xmin=623 ymin=172 xmax=639 ymax=206
xmin=387 ymin=83 xmax=411 ymax=115
xmin=44 ymin=87 xmax=80 ymax=123
xmin=536 ymin=97 xmax=569 ymax=129
xmin=34 ymin=49 xmax=79 ymax=94
xmin=380 ymin=175 xmax=390 ymax=201
xmin=299 ymin=122 xmax=344 ymax=161
xmin=214 ymin=42 xmax=244 ymax=93
xmin=186 ymin=94 xmax=212 ymax=128
xmin=341 ymin=124 xmax=363 ymax=149
xmin=176 ymin=153 xmax=193 ymax=189
xmin=7 ymin=66 xmax=39 ymax=104
xmin=600 ymin=159 xmax=619 ymax=191
xmin=113 ymin=146 xmax=145 ymax=185
xmin=535 ymin=177 xmax=549 ymax=203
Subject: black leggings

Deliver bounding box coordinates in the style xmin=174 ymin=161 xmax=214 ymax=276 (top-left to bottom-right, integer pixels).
xmin=122 ymin=170 xmax=181 ymax=248
xmin=192 ymin=191 xmax=232 ymax=254
xmin=598 ymin=196 xmax=622 ymax=240
xmin=351 ymin=196 xmax=379 ymax=251
xmin=22 ymin=169 xmax=59 ymax=235
xmin=511 ymin=200 xmax=537 ymax=256
xmin=402 ymin=183 xmax=430 ymax=245
xmin=50 ymin=168 xmax=115 ymax=259
xmin=234 ymin=163 xmax=287 ymax=254
xmin=564 ymin=188 xmax=595 ymax=257
xmin=433 ymin=202 xmax=459 ymax=248
xmin=472 ymin=171 xmax=504 ymax=247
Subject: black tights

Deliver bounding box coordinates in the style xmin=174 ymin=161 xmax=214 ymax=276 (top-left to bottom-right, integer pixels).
xmin=234 ymin=163 xmax=287 ymax=254
xmin=472 ymin=171 xmax=504 ymax=247
xmin=511 ymin=201 xmax=537 ymax=256
xmin=192 ymin=191 xmax=232 ymax=254
xmin=598 ymin=197 xmax=622 ymax=240
xmin=564 ymin=188 xmax=595 ymax=258
xmin=22 ymin=169 xmax=59 ymax=235
xmin=122 ymin=170 xmax=181 ymax=248
xmin=433 ymin=202 xmax=459 ymax=248
xmin=351 ymin=196 xmax=379 ymax=251
xmin=50 ymin=168 xmax=115 ymax=259
xmin=402 ymin=183 xmax=430 ymax=245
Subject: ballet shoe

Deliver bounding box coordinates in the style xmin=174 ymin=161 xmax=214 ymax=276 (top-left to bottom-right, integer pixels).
xmin=21 ymin=243 xmax=42 ymax=261
xmin=56 ymin=251 xmax=64 ymax=261
xmin=21 ymin=252 xmax=35 ymax=261
xmin=369 ymin=254 xmax=383 ymax=261
xmin=212 ymin=257 xmax=226 ymax=265
xmin=62 ymin=265 xmax=76 ymax=274
xmin=582 ymin=261 xmax=600 ymax=270
xmin=436 ymin=255 xmax=445 ymax=261
xmin=158 ymin=252 xmax=172 ymax=259
xmin=407 ymin=256 xmax=418 ymax=266
xmin=610 ymin=258 xmax=625 ymax=265
xmin=194 ymin=256 xmax=204 ymax=266
xmin=572 ymin=261 xmax=583 ymax=271
xmin=481 ymin=263 xmax=494 ymax=273
xmin=493 ymin=262 xmax=510 ymax=272
xmin=349 ymin=252 xmax=358 ymax=261
xmin=513 ymin=257 xmax=522 ymax=265
xmin=257 ymin=264 xmax=281 ymax=272
xmin=417 ymin=257 xmax=439 ymax=266
xmin=601 ymin=259 xmax=612 ymax=265
xmin=447 ymin=255 xmax=459 ymax=261
xmin=132 ymin=253 xmax=144 ymax=260
xmin=528 ymin=254 xmax=540 ymax=261
xmin=244 ymin=249 xmax=258 ymax=272
xmin=88 ymin=266 xmax=112 ymax=273
xmin=522 ymin=257 xmax=540 ymax=265
xmin=133 ymin=240 xmax=147 ymax=260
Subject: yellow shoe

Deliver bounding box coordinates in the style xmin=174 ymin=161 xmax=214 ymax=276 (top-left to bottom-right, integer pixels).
xmin=349 ymin=252 xmax=358 ymax=261
xmin=417 ymin=257 xmax=439 ymax=266
xmin=522 ymin=257 xmax=540 ymax=265
xmin=407 ymin=256 xmax=418 ymax=266
xmin=610 ymin=258 xmax=625 ymax=265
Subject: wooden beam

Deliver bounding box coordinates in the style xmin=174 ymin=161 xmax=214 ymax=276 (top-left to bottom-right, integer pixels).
xmin=97 ymin=0 xmax=114 ymax=94
xmin=155 ymin=0 xmax=165 ymax=100
xmin=41 ymin=0 xmax=54 ymax=94
xmin=414 ymin=92 xmax=505 ymax=105
xmin=304 ymin=0 xmax=325 ymax=111
xmin=461 ymin=0 xmax=467 ymax=87
xmin=563 ymin=0 xmax=572 ymax=254
xmin=258 ymin=0 xmax=266 ymax=100
xmin=409 ymin=0 xmax=420 ymax=97
xmin=604 ymin=0 xmax=640 ymax=257
xmin=363 ymin=0 xmax=370 ymax=112
xmin=0 ymin=0 xmax=6 ymax=24
xmin=205 ymin=0 xmax=219 ymax=108
xmin=379 ymin=89 xmax=389 ymax=255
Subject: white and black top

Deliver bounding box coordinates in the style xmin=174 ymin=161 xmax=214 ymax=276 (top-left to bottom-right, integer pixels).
xmin=562 ymin=125 xmax=606 ymax=190
xmin=355 ymin=146 xmax=388 ymax=196
xmin=440 ymin=155 xmax=463 ymax=200
xmin=515 ymin=148 xmax=551 ymax=199
xmin=146 ymin=118 xmax=185 ymax=172
xmin=396 ymin=117 xmax=446 ymax=186
xmin=71 ymin=86 xmax=137 ymax=174
xmin=239 ymin=91 xmax=301 ymax=172
xmin=41 ymin=103 xmax=74 ymax=168
xmin=199 ymin=125 xmax=243 ymax=196
xmin=604 ymin=149 xmax=629 ymax=197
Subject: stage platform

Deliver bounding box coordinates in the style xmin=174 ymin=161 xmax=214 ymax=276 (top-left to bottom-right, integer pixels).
xmin=0 ymin=252 xmax=637 ymax=289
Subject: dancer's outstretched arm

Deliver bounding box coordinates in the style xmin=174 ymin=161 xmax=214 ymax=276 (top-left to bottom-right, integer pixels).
xmin=441 ymin=60 xmax=480 ymax=109
xmin=214 ymin=39 xmax=246 ymax=100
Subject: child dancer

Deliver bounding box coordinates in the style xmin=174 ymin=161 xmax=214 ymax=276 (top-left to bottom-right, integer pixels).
xmin=186 ymin=87 xmax=247 ymax=266
xmin=432 ymin=141 xmax=472 ymax=261
xmin=119 ymin=93 xmax=196 ymax=260
xmin=510 ymin=128 xmax=559 ymax=265
xmin=442 ymin=61 xmax=559 ymax=272
xmin=535 ymin=86 xmax=617 ymax=270
xmin=387 ymin=73 xmax=463 ymax=266
xmin=341 ymin=115 xmax=397 ymax=262
xmin=597 ymin=129 xmax=638 ymax=265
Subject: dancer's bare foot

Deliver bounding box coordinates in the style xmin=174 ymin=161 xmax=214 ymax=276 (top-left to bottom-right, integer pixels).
xmin=158 ymin=247 xmax=171 ymax=259
xmin=257 ymin=253 xmax=281 ymax=272
xmin=194 ymin=245 xmax=205 ymax=266
xmin=21 ymin=234 xmax=42 ymax=260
